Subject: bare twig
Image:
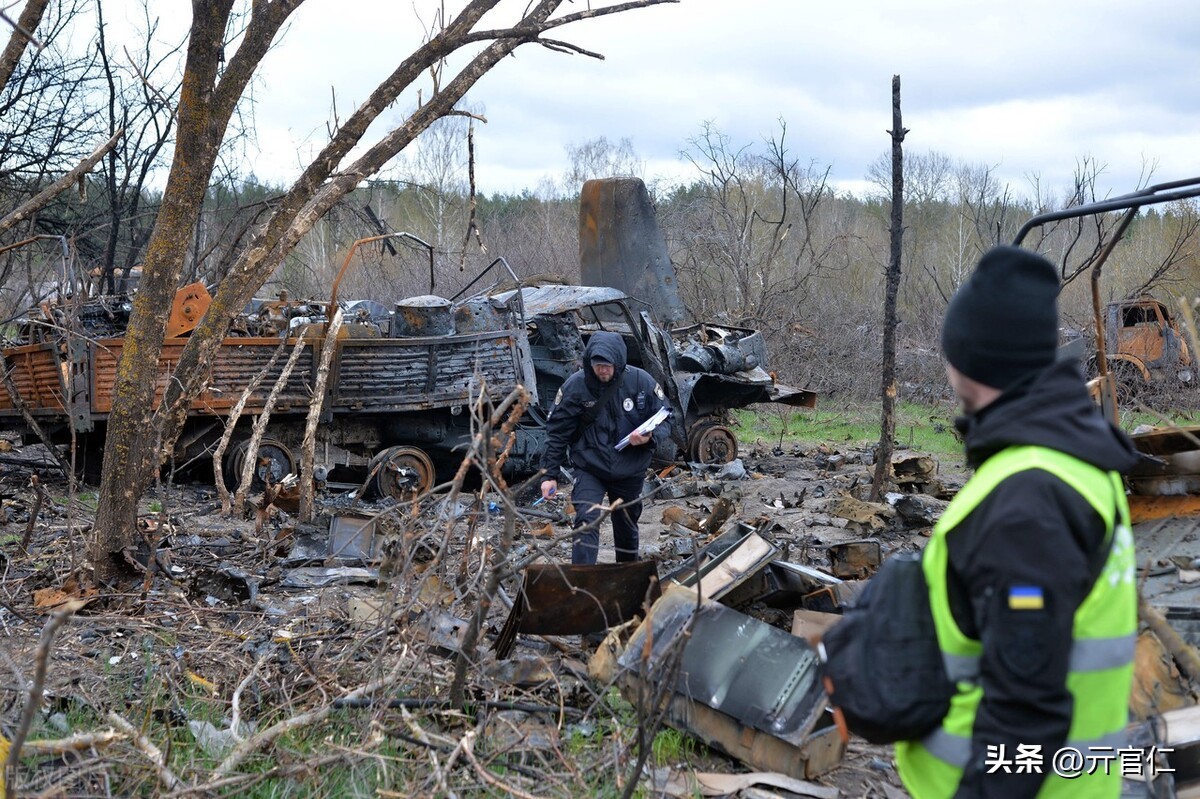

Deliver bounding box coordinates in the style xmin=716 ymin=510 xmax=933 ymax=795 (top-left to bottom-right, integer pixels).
xmin=233 ymin=333 xmax=308 ymax=514
xmin=16 ymin=474 xmax=48 ymax=557
xmin=230 ymin=654 xmax=270 ymax=743
xmin=5 ymin=601 xmax=84 ymax=799
xmin=400 ymin=706 xmax=461 ymax=798
xmin=0 ymin=130 xmax=124 ymax=235
xmin=212 ymin=662 xmax=404 ymax=778
xmin=213 ymin=336 xmax=290 ymax=513
xmin=18 ymin=729 xmax=125 ymax=754
xmin=298 ymin=307 xmax=344 ymax=521
xmin=106 ymin=712 xmax=183 ymax=791
xmin=461 ymin=729 xmax=544 ymax=799
xmin=448 ymin=387 xmax=529 ymax=707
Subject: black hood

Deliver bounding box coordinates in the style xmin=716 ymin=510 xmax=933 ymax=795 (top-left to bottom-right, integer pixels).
xmin=582 ymin=331 xmax=628 ymax=390
xmin=956 ymin=359 xmax=1140 ymax=473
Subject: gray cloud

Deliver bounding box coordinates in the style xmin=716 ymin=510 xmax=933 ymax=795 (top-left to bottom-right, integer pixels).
xmin=122 ymin=0 xmax=1200 ymax=199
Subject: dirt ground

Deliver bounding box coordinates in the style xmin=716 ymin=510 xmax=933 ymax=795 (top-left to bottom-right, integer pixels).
xmin=0 ymin=440 xmax=966 ymax=797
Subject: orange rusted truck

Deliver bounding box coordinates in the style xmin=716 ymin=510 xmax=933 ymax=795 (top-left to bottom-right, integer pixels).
xmin=1095 ymin=295 xmax=1193 ymax=393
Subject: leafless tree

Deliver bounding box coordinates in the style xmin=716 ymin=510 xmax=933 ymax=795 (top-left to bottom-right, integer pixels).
xmin=564 ymin=135 xmax=644 ymax=195
xmin=870 ymin=76 xmax=905 ymax=502
xmin=91 ymin=2 xmax=183 ymax=292
xmin=670 ymin=119 xmax=836 ymax=340
xmin=91 ymin=0 xmax=679 ymax=582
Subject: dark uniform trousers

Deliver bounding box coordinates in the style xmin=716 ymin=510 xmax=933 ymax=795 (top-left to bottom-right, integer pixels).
xmin=570 ymin=469 xmax=644 ymax=565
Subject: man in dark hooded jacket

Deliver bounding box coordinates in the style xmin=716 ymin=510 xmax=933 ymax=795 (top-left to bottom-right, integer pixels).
xmin=539 ymin=330 xmax=669 ymax=564
xmin=895 ymin=246 xmax=1140 ymax=798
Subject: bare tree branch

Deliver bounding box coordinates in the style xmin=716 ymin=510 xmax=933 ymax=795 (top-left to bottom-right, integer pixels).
xmin=0 ymin=129 xmax=123 ymax=235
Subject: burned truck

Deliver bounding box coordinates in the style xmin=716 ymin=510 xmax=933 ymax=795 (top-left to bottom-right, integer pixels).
xmin=0 ymin=179 xmax=812 ymax=496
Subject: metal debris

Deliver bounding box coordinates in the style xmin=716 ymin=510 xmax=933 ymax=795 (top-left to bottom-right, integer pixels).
xmin=826 ymin=540 xmax=881 ymax=580
xmin=613 ymin=586 xmax=844 ymax=780
xmin=492 ymin=561 xmax=660 ymax=659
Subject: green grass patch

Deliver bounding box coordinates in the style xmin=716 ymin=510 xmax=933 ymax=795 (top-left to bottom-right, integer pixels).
xmin=734 ymin=401 xmax=963 ymax=458
xmin=67 ymin=491 xmax=99 ymax=509
xmin=651 ymin=726 xmax=696 ymax=765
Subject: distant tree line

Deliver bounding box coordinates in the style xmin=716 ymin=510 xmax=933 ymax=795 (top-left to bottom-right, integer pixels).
xmin=9 ymin=120 xmax=1197 ymax=405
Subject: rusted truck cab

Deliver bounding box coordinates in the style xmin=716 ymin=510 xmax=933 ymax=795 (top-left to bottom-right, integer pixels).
xmin=1101 ymin=296 xmax=1193 ymax=388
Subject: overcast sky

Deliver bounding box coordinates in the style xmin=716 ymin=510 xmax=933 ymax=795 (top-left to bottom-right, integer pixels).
xmin=113 ymin=0 xmax=1200 ymax=200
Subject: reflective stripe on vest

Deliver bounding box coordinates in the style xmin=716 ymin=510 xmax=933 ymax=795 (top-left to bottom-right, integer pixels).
xmin=896 ymin=445 xmax=1137 ymax=799
xmin=920 ymin=727 xmax=1130 ymax=770
xmin=942 ymin=633 xmax=1137 ymax=682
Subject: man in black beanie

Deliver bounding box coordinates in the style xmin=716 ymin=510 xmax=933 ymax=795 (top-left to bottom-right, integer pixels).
xmin=895 ymin=246 xmax=1140 ymax=798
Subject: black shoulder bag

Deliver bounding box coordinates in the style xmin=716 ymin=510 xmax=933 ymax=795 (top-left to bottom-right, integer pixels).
xmin=820 ymin=551 xmax=953 ymax=744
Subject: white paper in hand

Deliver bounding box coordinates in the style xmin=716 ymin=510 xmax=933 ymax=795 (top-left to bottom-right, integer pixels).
xmin=615 ymin=407 xmax=670 ymax=450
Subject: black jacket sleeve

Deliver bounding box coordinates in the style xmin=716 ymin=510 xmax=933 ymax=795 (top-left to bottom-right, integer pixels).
xmin=946 ymin=471 xmax=1109 ymax=799
xmin=539 ymin=375 xmax=586 ymax=476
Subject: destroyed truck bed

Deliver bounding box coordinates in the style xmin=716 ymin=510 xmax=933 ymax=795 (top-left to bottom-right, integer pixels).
xmin=0 ymin=329 xmax=533 ymax=422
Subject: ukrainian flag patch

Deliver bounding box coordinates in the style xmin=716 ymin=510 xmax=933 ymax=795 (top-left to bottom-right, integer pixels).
xmin=1008 ymin=585 xmax=1045 ymax=610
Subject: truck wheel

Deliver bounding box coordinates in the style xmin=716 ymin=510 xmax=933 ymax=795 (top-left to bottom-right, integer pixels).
xmin=688 ymin=423 xmax=738 ymax=464
xmin=224 ymin=438 xmax=295 ymax=489
xmin=368 ymin=445 xmax=435 ymax=500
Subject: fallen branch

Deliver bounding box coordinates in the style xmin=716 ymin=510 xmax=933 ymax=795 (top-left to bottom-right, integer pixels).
xmin=106 ymin=711 xmax=182 ymax=792
xmin=400 ymin=706 xmax=460 ymax=798
xmin=4 ymin=600 xmax=82 ymax=799
xmin=1140 ymin=594 xmax=1200 ymax=687
xmin=230 ymin=654 xmax=270 ymax=743
xmin=0 ymin=130 xmax=124 ymax=235
xmin=19 ymin=729 xmax=125 ymax=754
xmin=461 ymin=729 xmax=544 ymax=799
xmin=212 ymin=663 xmax=403 ymax=778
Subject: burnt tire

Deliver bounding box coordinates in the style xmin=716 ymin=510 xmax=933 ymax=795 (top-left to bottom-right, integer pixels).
xmin=367 ymin=445 xmax=436 ymax=500
xmin=687 ymin=422 xmax=738 ymax=464
xmin=223 ymin=438 xmax=295 ymax=489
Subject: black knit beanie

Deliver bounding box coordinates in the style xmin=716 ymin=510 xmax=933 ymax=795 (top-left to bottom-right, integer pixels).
xmin=940 ymin=246 xmax=1059 ymax=391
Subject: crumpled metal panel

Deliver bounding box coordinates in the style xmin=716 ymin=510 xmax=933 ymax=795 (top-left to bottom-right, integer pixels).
xmin=493 ymin=561 xmax=660 ymax=659
xmin=333 ymin=333 xmax=522 ymax=410
xmin=0 ymin=343 xmax=63 ymax=414
xmin=618 ymin=587 xmax=826 ymax=744
xmin=492 ymin=285 xmax=629 ymax=317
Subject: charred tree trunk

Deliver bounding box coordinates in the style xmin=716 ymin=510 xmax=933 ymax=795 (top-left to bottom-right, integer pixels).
xmin=870 ymin=76 xmax=907 ymax=502
xmin=91 ymin=0 xmax=300 ymax=583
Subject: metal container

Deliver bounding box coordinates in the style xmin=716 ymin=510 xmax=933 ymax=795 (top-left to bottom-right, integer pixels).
xmin=391 ymin=295 xmax=453 ymax=337
xmin=453 ymin=296 xmax=506 ymax=333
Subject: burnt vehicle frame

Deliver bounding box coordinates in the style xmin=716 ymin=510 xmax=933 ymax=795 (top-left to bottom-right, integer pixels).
xmin=0 ymin=225 xmax=813 ymax=496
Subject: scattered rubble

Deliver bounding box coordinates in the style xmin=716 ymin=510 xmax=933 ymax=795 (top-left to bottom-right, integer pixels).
xmin=2 ymin=431 xmax=1200 ymax=796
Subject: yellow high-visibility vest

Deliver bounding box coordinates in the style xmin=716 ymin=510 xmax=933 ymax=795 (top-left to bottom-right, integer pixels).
xmin=896 ymin=446 xmax=1136 ymax=798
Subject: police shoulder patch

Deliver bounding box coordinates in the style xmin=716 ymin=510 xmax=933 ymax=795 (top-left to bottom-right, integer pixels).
xmin=654 ymin=383 xmax=665 ymax=399
xmin=554 ymin=388 xmax=563 ymax=406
